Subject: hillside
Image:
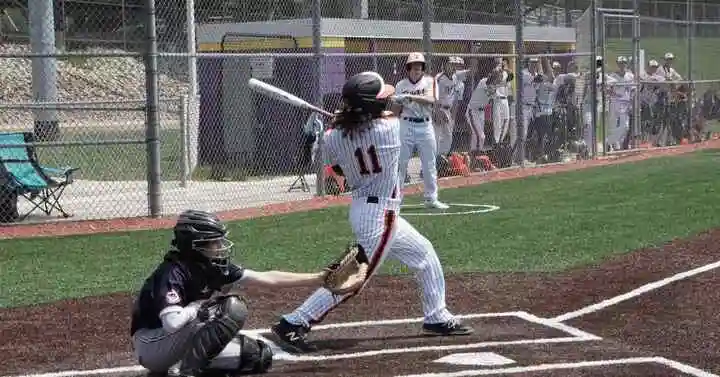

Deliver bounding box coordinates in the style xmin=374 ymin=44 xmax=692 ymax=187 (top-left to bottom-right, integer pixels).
xmin=0 ymin=44 xmax=189 ymax=129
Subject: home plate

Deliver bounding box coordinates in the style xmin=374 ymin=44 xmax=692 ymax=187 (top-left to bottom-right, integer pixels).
xmin=434 ymin=352 xmax=516 ymax=366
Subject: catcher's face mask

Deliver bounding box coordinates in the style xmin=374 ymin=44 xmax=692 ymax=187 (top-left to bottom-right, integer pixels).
xmin=194 ymin=235 xmax=234 ymax=274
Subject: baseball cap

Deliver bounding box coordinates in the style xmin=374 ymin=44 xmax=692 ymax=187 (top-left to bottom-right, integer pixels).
xmin=528 ymin=57 xmax=539 ymax=62
xmin=649 ymin=59 xmax=659 ymax=67
xmin=552 ymin=61 xmax=561 ymax=68
xmin=664 ymin=52 xmax=674 ymax=59
xmin=616 ymin=56 xmax=628 ymax=63
xmin=596 ymin=55 xmax=603 ymax=61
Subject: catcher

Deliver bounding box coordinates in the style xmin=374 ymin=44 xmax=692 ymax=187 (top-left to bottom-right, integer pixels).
xmin=131 ymin=209 xmax=352 ymax=377
xmin=271 ymin=71 xmax=473 ymax=354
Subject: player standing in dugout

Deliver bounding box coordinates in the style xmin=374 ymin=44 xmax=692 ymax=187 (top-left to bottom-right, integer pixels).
xmin=393 ymin=52 xmax=449 ymax=209
xmin=433 ymin=56 xmax=471 ymax=172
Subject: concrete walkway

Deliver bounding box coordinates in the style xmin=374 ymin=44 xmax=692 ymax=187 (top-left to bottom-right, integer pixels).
xmin=17 ymin=159 xmax=425 ymax=222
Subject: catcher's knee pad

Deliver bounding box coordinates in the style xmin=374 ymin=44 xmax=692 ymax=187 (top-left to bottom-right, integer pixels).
xmin=237 ymin=336 xmax=273 ymax=375
xmin=221 ymin=295 xmax=248 ymax=327
xmin=180 ymin=306 xmax=245 ymax=373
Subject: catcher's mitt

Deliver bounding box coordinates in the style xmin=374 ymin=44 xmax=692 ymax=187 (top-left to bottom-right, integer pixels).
xmin=323 ymin=243 xmax=369 ymax=295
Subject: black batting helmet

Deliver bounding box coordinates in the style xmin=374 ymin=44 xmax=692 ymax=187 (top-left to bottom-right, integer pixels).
xmin=341 ymin=71 xmax=395 ymax=114
xmin=172 ymin=209 xmax=234 ymax=274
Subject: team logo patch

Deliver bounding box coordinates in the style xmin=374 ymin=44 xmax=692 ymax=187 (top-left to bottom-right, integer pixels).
xmin=166 ymin=289 xmax=181 ymax=304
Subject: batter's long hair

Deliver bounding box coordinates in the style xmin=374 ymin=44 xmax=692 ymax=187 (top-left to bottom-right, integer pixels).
xmin=331 ymin=101 xmax=387 ymax=139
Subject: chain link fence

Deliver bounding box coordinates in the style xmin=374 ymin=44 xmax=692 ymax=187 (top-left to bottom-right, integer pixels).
xmin=580 ymin=7 xmax=720 ymax=153
xmin=1 ymin=0 xmax=712 ymax=225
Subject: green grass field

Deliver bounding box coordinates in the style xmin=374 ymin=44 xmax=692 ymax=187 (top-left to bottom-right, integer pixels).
xmin=1 ymin=149 xmax=719 ymax=308
xmin=606 ymin=37 xmax=720 ymax=81
xmin=33 ymin=128 xmax=185 ymax=181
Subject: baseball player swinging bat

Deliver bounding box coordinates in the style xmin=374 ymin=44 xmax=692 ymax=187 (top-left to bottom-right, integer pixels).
xmin=248 ymin=78 xmax=334 ymax=117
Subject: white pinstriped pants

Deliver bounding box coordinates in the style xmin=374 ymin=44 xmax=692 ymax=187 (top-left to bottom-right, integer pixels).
xmin=282 ymin=198 xmax=454 ymax=327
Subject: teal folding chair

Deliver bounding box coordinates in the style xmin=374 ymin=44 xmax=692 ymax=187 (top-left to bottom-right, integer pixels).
xmin=0 ymin=132 xmax=79 ymax=221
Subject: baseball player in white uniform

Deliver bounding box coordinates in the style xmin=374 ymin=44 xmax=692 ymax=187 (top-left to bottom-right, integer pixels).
xmin=660 ymin=52 xmax=683 ymax=82
xmin=607 ymin=56 xmax=635 ymax=151
xmin=270 ymin=71 xmax=473 ymax=353
xmin=466 ymin=77 xmax=490 ymax=152
xmin=394 ymin=52 xmax=448 ymax=209
xmin=434 ymin=56 xmax=470 ymax=156
xmin=488 ymin=58 xmax=513 ymax=145
xmin=582 ymin=56 xmax=607 ymax=151
xmin=520 ymin=57 xmax=542 ymax=146
xmin=640 ymin=59 xmax=665 ymax=135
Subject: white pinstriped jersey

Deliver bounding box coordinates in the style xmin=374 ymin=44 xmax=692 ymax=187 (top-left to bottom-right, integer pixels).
xmin=324 ymin=115 xmax=400 ymax=203
xmin=396 ymin=76 xmax=437 ymax=119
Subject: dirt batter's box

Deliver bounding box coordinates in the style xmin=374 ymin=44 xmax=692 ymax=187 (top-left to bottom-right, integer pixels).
xmin=243 ymin=311 xmax=601 ymax=362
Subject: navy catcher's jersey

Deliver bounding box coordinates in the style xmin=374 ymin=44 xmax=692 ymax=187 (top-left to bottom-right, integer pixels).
xmin=130 ymin=256 xmax=244 ymax=335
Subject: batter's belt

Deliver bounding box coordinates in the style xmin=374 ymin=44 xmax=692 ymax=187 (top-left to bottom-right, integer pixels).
xmin=402 ymin=117 xmax=430 ymax=123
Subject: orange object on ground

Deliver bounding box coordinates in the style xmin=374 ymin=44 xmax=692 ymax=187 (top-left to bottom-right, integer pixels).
xmin=449 ymin=153 xmax=471 ymax=176
xmin=475 ymin=155 xmax=496 ymax=171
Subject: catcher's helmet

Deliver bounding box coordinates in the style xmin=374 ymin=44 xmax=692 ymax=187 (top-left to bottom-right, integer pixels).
xmin=341 ymin=71 xmax=395 ymax=114
xmin=172 ymin=209 xmax=234 ymax=274
xmin=406 ymin=52 xmax=426 ymax=71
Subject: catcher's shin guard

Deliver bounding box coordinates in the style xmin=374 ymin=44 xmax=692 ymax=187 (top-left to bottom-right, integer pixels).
xmin=179 ymin=296 xmax=248 ymax=375
xmin=236 ymin=336 xmax=273 ymax=374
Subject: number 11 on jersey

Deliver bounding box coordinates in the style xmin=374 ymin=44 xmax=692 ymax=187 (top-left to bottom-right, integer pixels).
xmin=355 ymin=146 xmax=382 ymax=175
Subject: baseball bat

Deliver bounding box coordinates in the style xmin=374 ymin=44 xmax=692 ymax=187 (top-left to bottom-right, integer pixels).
xmin=248 ymin=78 xmax=334 ymax=117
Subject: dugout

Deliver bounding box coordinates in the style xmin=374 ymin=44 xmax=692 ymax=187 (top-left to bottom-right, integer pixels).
xmin=195 ymin=19 xmax=576 ymax=177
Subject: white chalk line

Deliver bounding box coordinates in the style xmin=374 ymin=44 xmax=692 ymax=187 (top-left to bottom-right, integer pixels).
xmin=553 ymin=260 xmax=720 ymax=322
xmin=3 ymin=311 xmax=591 ymax=377
xmin=395 ymin=357 xmax=720 ymax=377
xmin=512 ymin=311 xmax=602 ymax=340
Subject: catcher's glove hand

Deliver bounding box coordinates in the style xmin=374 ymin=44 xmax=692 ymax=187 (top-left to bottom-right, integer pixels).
xmin=322 ymin=243 xmax=369 ymax=295
xmin=196 ymin=294 xmax=247 ymax=322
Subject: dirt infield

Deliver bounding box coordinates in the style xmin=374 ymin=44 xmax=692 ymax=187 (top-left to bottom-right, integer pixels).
xmin=2 ymin=229 xmax=720 ymax=377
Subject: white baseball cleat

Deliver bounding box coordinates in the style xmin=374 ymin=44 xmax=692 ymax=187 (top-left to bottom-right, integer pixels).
xmin=424 ymin=200 xmax=450 ymax=209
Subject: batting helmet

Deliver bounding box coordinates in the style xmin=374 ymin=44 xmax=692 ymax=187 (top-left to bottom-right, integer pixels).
xmin=341 ymin=71 xmax=395 ymax=114
xmin=406 ymin=52 xmax=426 ymax=71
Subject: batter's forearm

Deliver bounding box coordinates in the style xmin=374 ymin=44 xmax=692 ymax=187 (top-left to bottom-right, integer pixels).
xmin=409 ymin=95 xmax=435 ymax=105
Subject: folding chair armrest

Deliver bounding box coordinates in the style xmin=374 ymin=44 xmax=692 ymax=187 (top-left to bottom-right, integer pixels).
xmin=41 ymin=166 xmax=80 ymax=183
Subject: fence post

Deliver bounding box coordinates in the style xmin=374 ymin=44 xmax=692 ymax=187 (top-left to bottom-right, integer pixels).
xmin=28 ymin=0 xmax=59 ymax=141
xmin=514 ymin=0 xmax=525 ymax=166
xmin=590 ymin=0 xmax=598 ymax=157
xmin=180 ymin=95 xmax=189 ymax=188
xmin=144 ymin=0 xmax=162 ymax=217
xmin=312 ymin=0 xmax=326 ymax=197
xmin=632 ymin=0 xmax=640 ymax=149
xmin=422 ymin=0 xmax=433 ymax=66
xmin=186 ymin=0 xmax=199 ymax=175
xmin=687 ymin=0 xmax=694 ymax=133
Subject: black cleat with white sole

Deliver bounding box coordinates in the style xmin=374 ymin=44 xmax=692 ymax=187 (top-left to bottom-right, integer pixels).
xmin=422 ymin=318 xmax=474 ymax=336
xmin=270 ymin=318 xmax=318 ymax=353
